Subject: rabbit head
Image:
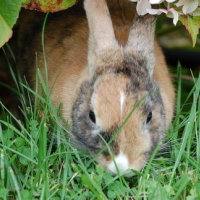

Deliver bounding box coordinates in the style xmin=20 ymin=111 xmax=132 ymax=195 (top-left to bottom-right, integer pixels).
xmin=72 ymin=0 xmax=167 ymax=177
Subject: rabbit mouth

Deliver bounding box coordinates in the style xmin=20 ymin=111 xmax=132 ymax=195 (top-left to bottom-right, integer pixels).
xmin=105 ymin=151 xmax=147 ymax=177
xmin=107 ymin=167 xmax=135 ymax=178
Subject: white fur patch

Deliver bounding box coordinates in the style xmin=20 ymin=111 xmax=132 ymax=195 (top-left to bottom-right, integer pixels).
xmin=107 ymin=151 xmax=134 ymax=177
xmin=120 ymin=91 xmax=126 ymax=117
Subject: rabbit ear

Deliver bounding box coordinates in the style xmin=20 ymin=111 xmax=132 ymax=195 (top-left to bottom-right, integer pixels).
xmin=125 ymin=14 xmax=157 ymax=76
xmin=84 ymin=0 xmax=118 ymax=74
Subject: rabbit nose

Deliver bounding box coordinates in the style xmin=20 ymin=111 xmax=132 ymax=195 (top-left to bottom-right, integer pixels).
xmin=107 ymin=151 xmax=135 ymax=177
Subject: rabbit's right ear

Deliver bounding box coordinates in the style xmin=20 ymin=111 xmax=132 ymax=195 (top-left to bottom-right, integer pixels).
xmin=84 ymin=0 xmax=119 ymax=75
xmin=125 ymin=14 xmax=157 ymax=76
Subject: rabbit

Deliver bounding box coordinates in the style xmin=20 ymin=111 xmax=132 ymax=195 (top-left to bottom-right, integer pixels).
xmin=17 ymin=0 xmax=175 ymax=177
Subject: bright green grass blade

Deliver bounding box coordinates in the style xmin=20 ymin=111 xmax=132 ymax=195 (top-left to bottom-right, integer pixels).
xmin=0 ymin=144 xmax=37 ymax=164
xmin=197 ymin=93 xmax=200 ymax=175
xmin=9 ymin=167 xmax=22 ymax=200
xmin=172 ymin=174 xmax=190 ymax=200
xmin=72 ymin=163 xmax=107 ymax=200
xmin=42 ymin=13 xmax=49 ymax=88
xmin=174 ymin=64 xmax=182 ymax=140
xmin=20 ymin=83 xmax=46 ymax=102
xmin=0 ymin=119 xmax=36 ymax=147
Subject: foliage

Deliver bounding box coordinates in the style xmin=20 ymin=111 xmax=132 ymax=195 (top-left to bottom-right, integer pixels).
xmin=132 ymin=0 xmax=200 ymax=45
xmin=0 ymin=0 xmax=21 ymax=47
xmin=22 ymin=0 xmax=76 ymax=12
xmin=179 ymin=15 xmax=200 ymax=47
xmin=0 ymin=0 xmax=76 ymax=48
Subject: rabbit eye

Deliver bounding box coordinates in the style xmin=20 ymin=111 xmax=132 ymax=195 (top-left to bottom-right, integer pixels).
xmin=146 ymin=111 xmax=152 ymax=124
xmin=89 ymin=110 xmax=96 ymax=124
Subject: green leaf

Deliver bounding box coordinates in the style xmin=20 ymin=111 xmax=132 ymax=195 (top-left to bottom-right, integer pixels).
xmin=0 ymin=0 xmax=21 ymax=28
xmin=0 ymin=0 xmax=21 ymax=47
xmin=15 ymin=137 xmax=26 ymax=152
xmin=0 ymin=14 xmax=12 ymax=47
xmin=15 ymin=137 xmax=25 ymax=148
xmin=107 ymin=190 xmax=116 ymax=199
xmin=0 ymin=188 xmax=8 ymax=198
xmin=29 ymin=120 xmax=39 ymax=130
xmin=164 ymin=185 xmax=175 ymax=196
xmin=180 ymin=15 xmax=200 ymax=47
xmin=29 ymin=120 xmax=39 ymax=138
xmin=22 ymin=0 xmax=76 ymax=13
xmin=103 ymin=172 xmax=113 ymax=183
xmin=21 ymin=190 xmax=31 ymax=199
xmin=3 ymin=129 xmax=14 ymax=140
xmin=19 ymin=147 xmax=30 ymax=165
xmin=21 ymin=0 xmax=30 ymax=3
xmin=186 ymin=195 xmax=198 ymax=200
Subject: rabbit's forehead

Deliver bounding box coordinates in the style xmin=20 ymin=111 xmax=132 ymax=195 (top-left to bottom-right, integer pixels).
xmin=92 ymin=74 xmax=150 ymax=106
xmin=91 ymin=75 xmax=150 ymax=129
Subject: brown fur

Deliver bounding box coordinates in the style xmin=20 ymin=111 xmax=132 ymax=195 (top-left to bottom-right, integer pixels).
xmin=16 ymin=0 xmax=175 ymax=174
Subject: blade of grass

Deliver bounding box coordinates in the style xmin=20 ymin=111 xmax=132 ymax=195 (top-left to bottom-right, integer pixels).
xmin=9 ymin=167 xmax=22 ymax=200
xmin=169 ymin=98 xmax=196 ymax=185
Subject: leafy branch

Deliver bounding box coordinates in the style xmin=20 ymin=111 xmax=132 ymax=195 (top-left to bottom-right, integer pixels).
xmin=132 ymin=0 xmax=200 ymax=46
xmin=0 ymin=0 xmax=76 ymax=48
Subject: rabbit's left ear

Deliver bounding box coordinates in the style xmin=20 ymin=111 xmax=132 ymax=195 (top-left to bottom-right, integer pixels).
xmin=84 ymin=0 xmax=119 ymax=75
xmin=125 ymin=14 xmax=157 ymax=76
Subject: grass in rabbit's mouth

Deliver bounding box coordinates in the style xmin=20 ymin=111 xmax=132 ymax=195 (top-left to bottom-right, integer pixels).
xmin=0 ymin=23 xmax=200 ymax=200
